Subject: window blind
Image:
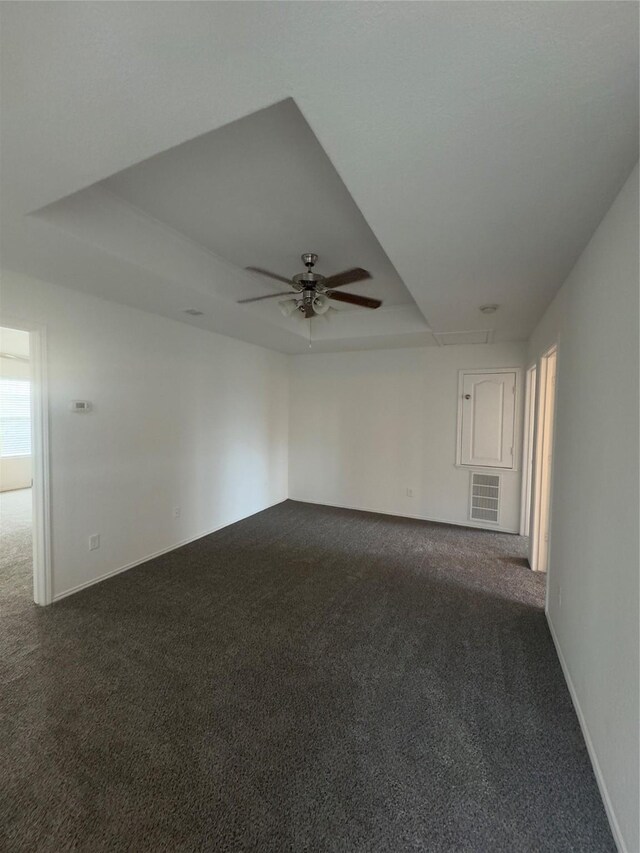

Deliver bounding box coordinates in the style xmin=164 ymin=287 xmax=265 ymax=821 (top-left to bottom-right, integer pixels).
xmin=0 ymin=378 xmax=31 ymax=457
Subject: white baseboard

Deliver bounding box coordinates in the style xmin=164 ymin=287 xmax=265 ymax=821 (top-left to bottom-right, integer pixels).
xmin=52 ymin=496 xmax=517 ymax=603
xmin=546 ymin=613 xmax=627 ymax=853
xmin=288 ymin=496 xmax=520 ymax=534
xmin=53 ymin=497 xmax=288 ymax=603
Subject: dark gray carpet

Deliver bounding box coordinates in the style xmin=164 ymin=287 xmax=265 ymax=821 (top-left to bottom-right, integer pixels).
xmin=1 ymin=500 xmax=613 ymax=852
xmin=0 ymin=488 xmax=32 ymax=610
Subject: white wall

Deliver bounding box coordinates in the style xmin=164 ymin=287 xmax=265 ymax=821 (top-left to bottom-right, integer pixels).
xmin=528 ymin=165 xmax=639 ymax=852
xmin=289 ymin=342 xmax=526 ymax=532
xmin=0 ymin=270 xmax=289 ymax=600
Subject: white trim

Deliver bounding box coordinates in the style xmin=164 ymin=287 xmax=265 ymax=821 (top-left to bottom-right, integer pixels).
xmin=546 ymin=612 xmax=628 ymax=853
xmin=31 ymin=326 xmax=52 ymax=605
xmin=455 ymin=366 xmax=522 ymax=471
xmin=519 ymin=363 xmax=537 ymax=535
xmin=289 ymin=496 xmax=520 ymax=534
xmin=0 ymin=317 xmax=52 ymax=605
xmin=529 ymin=344 xmax=558 ymax=574
xmin=52 ymin=497 xmax=288 ymax=603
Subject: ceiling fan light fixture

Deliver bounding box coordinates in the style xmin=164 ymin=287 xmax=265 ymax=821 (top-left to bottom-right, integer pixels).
xmin=279 ymin=298 xmax=299 ymax=317
xmin=312 ymin=293 xmax=330 ymax=315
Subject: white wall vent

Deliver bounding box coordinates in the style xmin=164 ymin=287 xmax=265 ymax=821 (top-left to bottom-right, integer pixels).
xmin=469 ymin=472 xmax=500 ymax=524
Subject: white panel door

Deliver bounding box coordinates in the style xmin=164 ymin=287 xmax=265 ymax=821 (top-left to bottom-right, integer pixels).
xmin=460 ymin=371 xmax=516 ymax=468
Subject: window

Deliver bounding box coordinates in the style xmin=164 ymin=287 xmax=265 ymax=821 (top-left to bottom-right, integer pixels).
xmin=0 ymin=378 xmax=31 ymax=457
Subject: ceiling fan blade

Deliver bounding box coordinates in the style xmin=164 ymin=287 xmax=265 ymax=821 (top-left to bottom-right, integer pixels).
xmin=245 ymin=266 xmax=292 ymax=285
xmin=323 ymin=267 xmax=371 ymax=289
xmin=327 ymin=290 xmax=382 ymax=309
xmin=237 ymin=292 xmax=293 ymax=304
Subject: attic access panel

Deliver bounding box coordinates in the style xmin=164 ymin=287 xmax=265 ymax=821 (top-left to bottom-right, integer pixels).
xmin=457 ymin=369 xmax=518 ymax=470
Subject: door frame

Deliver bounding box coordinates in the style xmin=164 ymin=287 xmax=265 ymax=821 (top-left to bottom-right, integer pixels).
xmin=1 ymin=317 xmax=52 ymax=605
xmin=519 ymin=363 xmax=537 ymax=536
xmin=529 ymin=344 xmax=558 ymax=574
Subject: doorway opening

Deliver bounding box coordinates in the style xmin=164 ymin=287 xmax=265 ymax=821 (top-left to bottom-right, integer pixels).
xmin=528 ymin=345 xmax=558 ymax=574
xmin=0 ymin=323 xmax=51 ymax=605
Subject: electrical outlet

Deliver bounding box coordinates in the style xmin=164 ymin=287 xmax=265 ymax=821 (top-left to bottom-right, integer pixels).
xmin=89 ymin=534 xmax=100 ymax=551
xmin=173 ymin=506 xmax=181 ymax=519
xmin=406 ymin=488 xmax=414 ymax=498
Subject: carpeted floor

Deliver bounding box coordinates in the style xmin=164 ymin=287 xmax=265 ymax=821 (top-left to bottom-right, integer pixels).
xmin=1 ymin=500 xmax=613 ymax=851
xmin=0 ymin=487 xmax=33 ymax=613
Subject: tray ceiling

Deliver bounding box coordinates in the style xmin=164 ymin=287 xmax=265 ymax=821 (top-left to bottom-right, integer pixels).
xmin=1 ymin=3 xmax=637 ymax=353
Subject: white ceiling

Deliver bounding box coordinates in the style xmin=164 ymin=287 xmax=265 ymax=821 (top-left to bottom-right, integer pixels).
xmin=102 ymin=99 xmax=414 ymax=310
xmin=1 ymin=2 xmax=637 ymax=354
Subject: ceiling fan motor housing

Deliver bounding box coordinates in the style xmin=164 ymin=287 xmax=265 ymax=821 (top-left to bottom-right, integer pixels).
xmin=293 ymin=270 xmax=324 ymax=289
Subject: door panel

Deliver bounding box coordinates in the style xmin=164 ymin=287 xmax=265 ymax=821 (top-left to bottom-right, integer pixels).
xmin=460 ymin=371 xmax=516 ymax=468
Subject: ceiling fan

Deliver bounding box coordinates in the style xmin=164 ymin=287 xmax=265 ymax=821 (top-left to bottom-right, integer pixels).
xmin=238 ymin=253 xmax=381 ymax=318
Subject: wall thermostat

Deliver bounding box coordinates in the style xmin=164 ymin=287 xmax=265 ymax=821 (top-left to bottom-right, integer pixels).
xmin=70 ymin=400 xmax=92 ymax=413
